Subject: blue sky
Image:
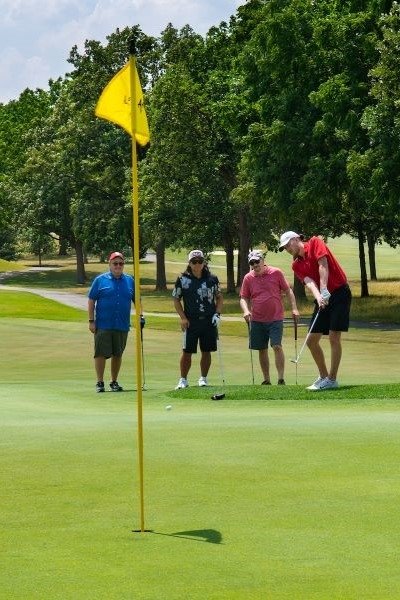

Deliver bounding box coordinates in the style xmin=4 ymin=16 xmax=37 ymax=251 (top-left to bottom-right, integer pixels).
xmin=0 ymin=0 xmax=246 ymax=103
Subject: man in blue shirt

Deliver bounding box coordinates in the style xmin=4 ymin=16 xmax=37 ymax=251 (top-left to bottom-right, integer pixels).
xmin=88 ymin=251 xmax=143 ymax=393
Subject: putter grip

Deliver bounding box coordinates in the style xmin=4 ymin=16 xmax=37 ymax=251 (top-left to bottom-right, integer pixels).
xmin=294 ymin=319 xmax=298 ymax=340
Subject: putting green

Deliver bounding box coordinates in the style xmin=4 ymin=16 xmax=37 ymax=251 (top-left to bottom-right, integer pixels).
xmin=1 ymin=315 xmax=400 ymax=598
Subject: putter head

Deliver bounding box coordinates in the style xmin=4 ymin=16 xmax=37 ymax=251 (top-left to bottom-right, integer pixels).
xmin=290 ymin=358 xmax=298 ymax=364
xmin=211 ymin=393 xmax=225 ymax=401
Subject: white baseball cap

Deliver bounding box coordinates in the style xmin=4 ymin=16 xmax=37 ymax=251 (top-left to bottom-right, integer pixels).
xmin=188 ymin=249 xmax=204 ymax=261
xmin=278 ymin=231 xmax=303 ymax=251
xmin=248 ymin=249 xmax=264 ymax=262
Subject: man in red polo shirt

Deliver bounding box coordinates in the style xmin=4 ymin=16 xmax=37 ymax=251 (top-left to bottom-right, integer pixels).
xmin=240 ymin=249 xmax=299 ymax=385
xmin=279 ymin=231 xmax=352 ymax=390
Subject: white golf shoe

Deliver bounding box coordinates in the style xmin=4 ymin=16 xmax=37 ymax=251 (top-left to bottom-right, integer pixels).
xmin=306 ymin=376 xmax=325 ymax=391
xmin=198 ymin=376 xmax=208 ymax=387
xmin=318 ymin=377 xmax=339 ymax=390
xmin=307 ymin=376 xmax=339 ymax=391
xmin=175 ymin=377 xmax=189 ymax=390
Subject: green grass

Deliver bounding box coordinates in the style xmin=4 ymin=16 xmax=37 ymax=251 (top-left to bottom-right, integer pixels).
xmin=1 ymin=255 xmax=400 ymax=598
xmin=0 ymin=290 xmax=85 ymax=321
xmin=1 ymin=236 xmax=399 ymax=323
xmin=350 ymin=294 xmax=400 ymax=323
xmin=0 ymin=258 xmax=26 ymax=272
xmin=1 ymin=292 xmax=400 ymax=599
xmin=163 ymin=236 xmax=400 ymax=281
xmin=167 ymin=382 xmax=400 ymax=402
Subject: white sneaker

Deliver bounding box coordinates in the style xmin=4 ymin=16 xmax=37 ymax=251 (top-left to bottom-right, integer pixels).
xmin=318 ymin=377 xmax=339 ymax=390
xmin=306 ymin=376 xmax=325 ymax=391
xmin=198 ymin=376 xmax=208 ymax=387
xmin=175 ymin=377 xmax=188 ymax=390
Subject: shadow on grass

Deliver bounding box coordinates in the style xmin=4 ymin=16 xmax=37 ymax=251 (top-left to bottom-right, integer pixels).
xmin=144 ymin=529 xmax=223 ymax=544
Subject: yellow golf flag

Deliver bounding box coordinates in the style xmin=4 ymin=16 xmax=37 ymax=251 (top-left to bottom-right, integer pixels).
xmin=95 ymin=62 xmax=150 ymax=146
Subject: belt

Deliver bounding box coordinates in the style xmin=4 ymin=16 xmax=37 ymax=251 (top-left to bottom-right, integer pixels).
xmin=187 ymin=315 xmax=209 ymax=320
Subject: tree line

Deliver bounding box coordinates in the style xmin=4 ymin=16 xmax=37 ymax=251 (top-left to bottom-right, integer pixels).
xmin=0 ymin=0 xmax=399 ymax=296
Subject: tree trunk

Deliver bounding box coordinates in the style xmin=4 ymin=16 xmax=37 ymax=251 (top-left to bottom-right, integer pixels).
xmin=236 ymin=208 xmax=251 ymax=287
xmin=155 ymin=239 xmax=167 ymax=291
xmin=38 ymin=248 xmax=42 ymax=267
xmin=58 ymin=236 xmax=68 ymax=256
xmin=75 ymin=239 xmax=86 ymax=284
xmin=223 ymin=230 xmax=236 ymax=294
xmin=357 ymin=227 xmax=369 ymax=298
xmin=367 ymin=234 xmax=377 ymax=281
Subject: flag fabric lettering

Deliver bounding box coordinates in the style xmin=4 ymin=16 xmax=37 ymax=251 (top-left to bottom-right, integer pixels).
xmin=95 ymin=63 xmax=150 ymax=146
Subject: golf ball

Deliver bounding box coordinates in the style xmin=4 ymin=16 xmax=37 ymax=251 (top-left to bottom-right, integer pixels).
xmin=165 ymin=404 xmax=172 ymax=410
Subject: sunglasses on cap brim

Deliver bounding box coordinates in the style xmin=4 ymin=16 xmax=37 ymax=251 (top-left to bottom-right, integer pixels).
xmin=190 ymin=258 xmax=204 ymax=264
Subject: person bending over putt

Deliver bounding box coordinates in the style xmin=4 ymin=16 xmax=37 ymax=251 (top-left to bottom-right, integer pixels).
xmin=279 ymin=231 xmax=351 ymax=390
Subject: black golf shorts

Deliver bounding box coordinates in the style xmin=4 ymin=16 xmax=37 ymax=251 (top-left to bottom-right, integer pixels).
xmin=311 ymin=284 xmax=352 ymax=334
xmin=182 ymin=318 xmax=217 ymax=353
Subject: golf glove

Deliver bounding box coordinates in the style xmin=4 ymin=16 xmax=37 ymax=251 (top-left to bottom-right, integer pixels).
xmin=320 ymin=288 xmax=331 ymax=304
xmin=140 ymin=315 xmax=146 ymax=329
xmin=211 ymin=313 xmax=221 ymax=328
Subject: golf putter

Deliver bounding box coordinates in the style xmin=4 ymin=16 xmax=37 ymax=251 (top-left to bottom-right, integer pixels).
xmin=247 ymin=321 xmax=255 ymax=385
xmin=140 ymin=316 xmax=146 ymax=391
xmin=290 ymin=308 xmax=321 ymax=365
xmin=294 ymin=316 xmax=298 ymax=384
xmin=211 ymin=331 xmax=225 ymax=400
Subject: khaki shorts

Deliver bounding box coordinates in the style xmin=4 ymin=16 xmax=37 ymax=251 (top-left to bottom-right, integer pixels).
xmin=94 ymin=329 xmax=129 ymax=359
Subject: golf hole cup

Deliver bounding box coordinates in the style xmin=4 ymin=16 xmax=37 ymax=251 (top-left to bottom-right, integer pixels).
xmin=211 ymin=393 xmax=225 ymax=401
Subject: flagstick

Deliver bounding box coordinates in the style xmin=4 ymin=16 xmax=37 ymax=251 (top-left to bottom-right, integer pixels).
xmin=129 ymin=49 xmax=145 ymax=533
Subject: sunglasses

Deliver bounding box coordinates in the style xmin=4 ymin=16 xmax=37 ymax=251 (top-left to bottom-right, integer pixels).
xmin=249 ymin=259 xmax=261 ymax=266
xmin=112 ymin=262 xmax=124 ymax=266
xmin=190 ymin=259 xmax=204 ymax=265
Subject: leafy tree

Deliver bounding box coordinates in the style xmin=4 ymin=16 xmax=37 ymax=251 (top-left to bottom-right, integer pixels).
xmin=141 ymin=63 xmax=230 ymax=281
xmin=302 ymin=3 xmax=393 ymax=295
xmin=8 ymin=27 xmax=155 ymax=281
xmin=362 ymin=2 xmax=400 ymax=250
xmin=0 ymin=88 xmax=52 ymax=259
xmin=141 ymin=19 xmax=263 ymax=291
xmin=141 ymin=27 xmax=236 ymax=290
xmin=237 ymin=0 xmax=393 ymax=296
xmin=238 ymin=0 xmax=321 ymax=226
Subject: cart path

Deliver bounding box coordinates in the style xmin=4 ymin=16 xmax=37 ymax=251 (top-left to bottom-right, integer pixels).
xmin=1 ymin=283 xmax=399 ymax=330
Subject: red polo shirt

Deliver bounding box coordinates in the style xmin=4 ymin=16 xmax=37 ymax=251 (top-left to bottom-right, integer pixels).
xmin=292 ymin=237 xmax=347 ymax=292
xmin=240 ymin=266 xmax=290 ymax=322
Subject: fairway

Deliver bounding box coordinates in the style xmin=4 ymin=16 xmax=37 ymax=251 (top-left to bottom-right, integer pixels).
xmin=1 ymin=315 xmax=400 ymax=599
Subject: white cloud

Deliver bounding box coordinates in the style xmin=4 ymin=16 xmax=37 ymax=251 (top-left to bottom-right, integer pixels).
xmin=0 ymin=47 xmax=51 ymax=102
xmin=0 ymin=0 xmax=245 ymax=103
xmin=0 ymin=0 xmax=82 ymax=22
